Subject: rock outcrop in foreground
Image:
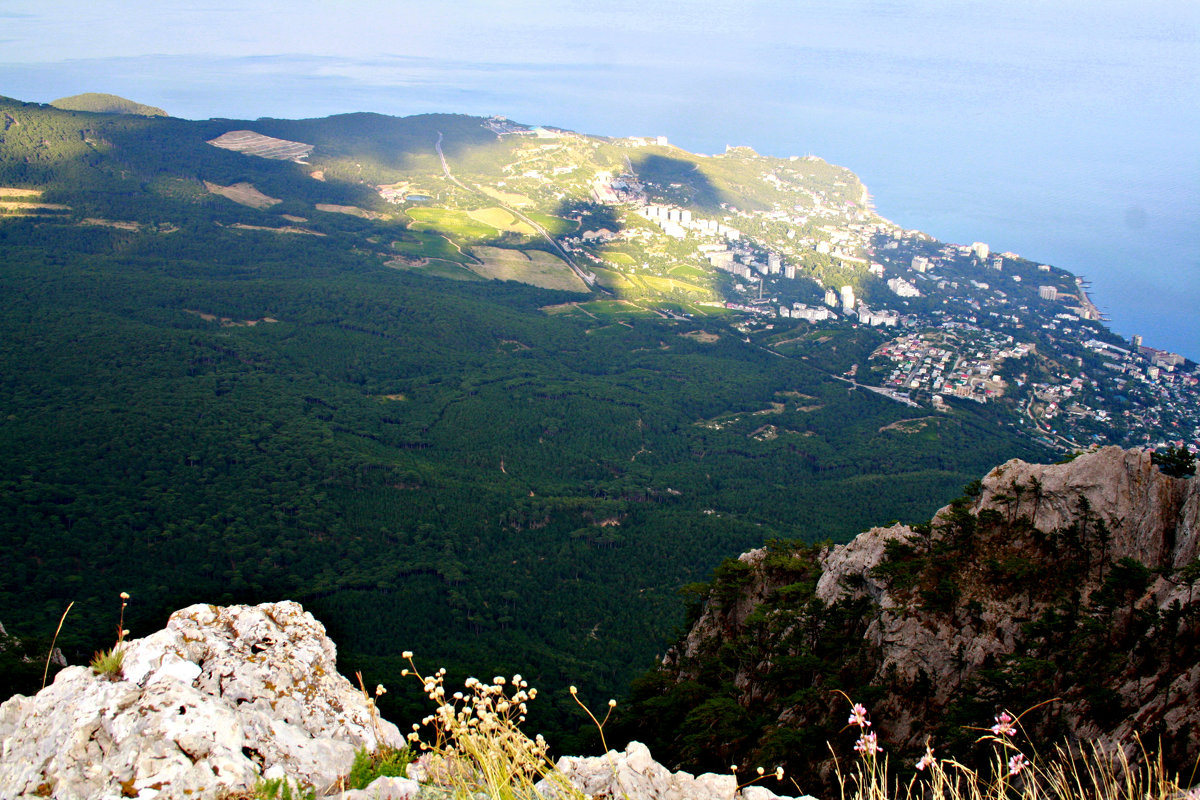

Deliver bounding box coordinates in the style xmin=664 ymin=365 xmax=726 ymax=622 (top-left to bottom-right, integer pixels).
xmin=543 ymin=741 xmax=814 ymax=800
xmin=0 ymin=601 xmax=405 ymax=799
xmin=0 ymin=601 xmax=810 ymax=800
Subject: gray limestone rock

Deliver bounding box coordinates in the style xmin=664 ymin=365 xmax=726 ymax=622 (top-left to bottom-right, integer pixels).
xmin=540 ymin=740 xmax=817 ymax=800
xmin=0 ymin=601 xmax=404 ymax=799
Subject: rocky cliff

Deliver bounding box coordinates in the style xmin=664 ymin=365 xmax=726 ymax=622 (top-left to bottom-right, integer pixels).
xmin=624 ymin=446 xmax=1199 ymax=792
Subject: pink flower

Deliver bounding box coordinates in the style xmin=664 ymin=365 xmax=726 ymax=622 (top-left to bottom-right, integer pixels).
xmin=1008 ymin=753 xmax=1027 ymax=776
xmin=853 ymin=731 xmax=880 ymax=757
xmin=848 ymin=702 xmax=871 ymax=728
xmin=915 ymin=747 xmax=935 ymax=771
xmin=991 ymin=711 xmax=1016 ymax=737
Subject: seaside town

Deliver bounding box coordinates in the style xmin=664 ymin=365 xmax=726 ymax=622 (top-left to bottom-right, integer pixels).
xmin=371 ymin=122 xmax=1197 ymax=455
xmin=518 ymin=132 xmax=1200 ymax=454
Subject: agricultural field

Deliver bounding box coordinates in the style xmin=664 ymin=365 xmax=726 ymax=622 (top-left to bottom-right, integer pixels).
xmin=467 ymin=246 xmax=588 ymax=292
xmin=590 ymin=267 xmax=636 ymax=291
xmin=477 ymin=186 xmax=535 ymax=207
xmin=390 ymin=231 xmax=474 ymax=264
xmin=598 ymin=249 xmax=636 ymax=266
xmin=406 ymin=207 xmax=497 ymax=241
xmin=315 ymin=203 xmax=390 ymax=220
xmin=575 ymin=299 xmax=663 ymax=320
xmin=668 ymin=264 xmax=710 ymax=280
xmin=468 ymin=207 xmax=536 ymax=235
xmin=0 ymin=187 xmax=70 ymax=217
xmin=640 ymin=275 xmax=711 ymax=297
xmin=385 ymin=258 xmax=485 ymax=281
xmin=524 ymin=211 xmax=577 ymax=236
xmin=205 ymin=130 xmax=314 ymax=161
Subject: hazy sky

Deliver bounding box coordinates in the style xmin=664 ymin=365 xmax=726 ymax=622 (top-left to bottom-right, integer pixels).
xmin=3 ymin=1 xmax=1198 ymax=356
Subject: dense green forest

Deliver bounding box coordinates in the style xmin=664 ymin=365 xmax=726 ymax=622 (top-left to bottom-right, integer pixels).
xmin=0 ymin=96 xmax=1047 ymax=747
xmin=49 ymin=93 xmax=168 ymax=117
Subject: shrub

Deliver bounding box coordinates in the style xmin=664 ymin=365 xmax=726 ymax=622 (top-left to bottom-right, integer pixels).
xmin=1151 ymin=445 xmax=1196 ymax=478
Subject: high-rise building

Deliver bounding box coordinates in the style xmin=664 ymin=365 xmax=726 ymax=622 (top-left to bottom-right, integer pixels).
xmin=840 ymin=285 xmax=856 ymax=314
xmin=1038 ymin=286 xmax=1058 ymax=301
xmin=887 ymin=277 xmax=920 ymax=298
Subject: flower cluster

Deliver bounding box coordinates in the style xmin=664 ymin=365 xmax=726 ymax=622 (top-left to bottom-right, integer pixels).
xmin=399 ymin=652 xmax=563 ymax=800
xmin=845 ymin=699 xmax=880 ymax=758
xmin=990 ymin=711 xmax=1017 ymax=737
xmin=853 ymin=731 xmax=881 ymax=757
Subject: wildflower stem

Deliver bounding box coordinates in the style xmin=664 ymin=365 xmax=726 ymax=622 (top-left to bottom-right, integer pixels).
xmin=41 ymin=601 xmax=73 ymax=690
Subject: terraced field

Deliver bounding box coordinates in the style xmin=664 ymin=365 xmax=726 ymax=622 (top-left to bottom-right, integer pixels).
xmin=206 ymin=130 xmax=314 ymax=161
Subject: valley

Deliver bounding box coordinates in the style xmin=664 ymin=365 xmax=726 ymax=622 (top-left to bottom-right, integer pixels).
xmin=0 ymin=93 xmax=1194 ymax=750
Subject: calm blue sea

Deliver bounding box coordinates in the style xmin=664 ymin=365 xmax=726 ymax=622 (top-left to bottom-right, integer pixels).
xmin=4 ymin=1 xmax=1197 ymax=357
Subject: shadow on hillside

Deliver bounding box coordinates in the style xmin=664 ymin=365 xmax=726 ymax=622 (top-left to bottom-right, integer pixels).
xmin=629 ymin=153 xmax=726 ymax=212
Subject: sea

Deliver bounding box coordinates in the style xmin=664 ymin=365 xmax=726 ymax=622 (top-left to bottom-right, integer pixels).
xmin=4 ymin=1 xmax=1197 ymax=358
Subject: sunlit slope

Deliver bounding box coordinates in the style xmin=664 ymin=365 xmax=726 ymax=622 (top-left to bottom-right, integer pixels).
xmin=50 ymin=92 xmax=167 ymax=117
xmin=0 ymin=96 xmax=875 ymax=301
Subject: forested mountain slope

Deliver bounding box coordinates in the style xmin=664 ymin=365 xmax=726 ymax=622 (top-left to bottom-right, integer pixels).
xmin=0 ymin=95 xmax=1048 ymax=745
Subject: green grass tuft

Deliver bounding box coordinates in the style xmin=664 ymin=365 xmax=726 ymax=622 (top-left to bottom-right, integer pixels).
xmin=346 ymin=744 xmax=414 ymax=790
xmin=89 ymin=646 xmax=124 ymax=680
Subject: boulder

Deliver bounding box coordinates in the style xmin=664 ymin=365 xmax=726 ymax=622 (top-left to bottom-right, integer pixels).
xmin=0 ymin=601 xmax=404 ymax=799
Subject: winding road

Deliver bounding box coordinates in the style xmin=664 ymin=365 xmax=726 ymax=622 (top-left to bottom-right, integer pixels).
xmin=435 ymin=132 xmax=597 ymax=288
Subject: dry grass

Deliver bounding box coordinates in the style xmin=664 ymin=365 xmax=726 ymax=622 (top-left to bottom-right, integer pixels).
xmin=401 ymin=654 xmax=586 ymax=800
xmin=204 ymin=181 xmax=281 ymax=209
xmin=828 ymin=698 xmax=1196 ymax=800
